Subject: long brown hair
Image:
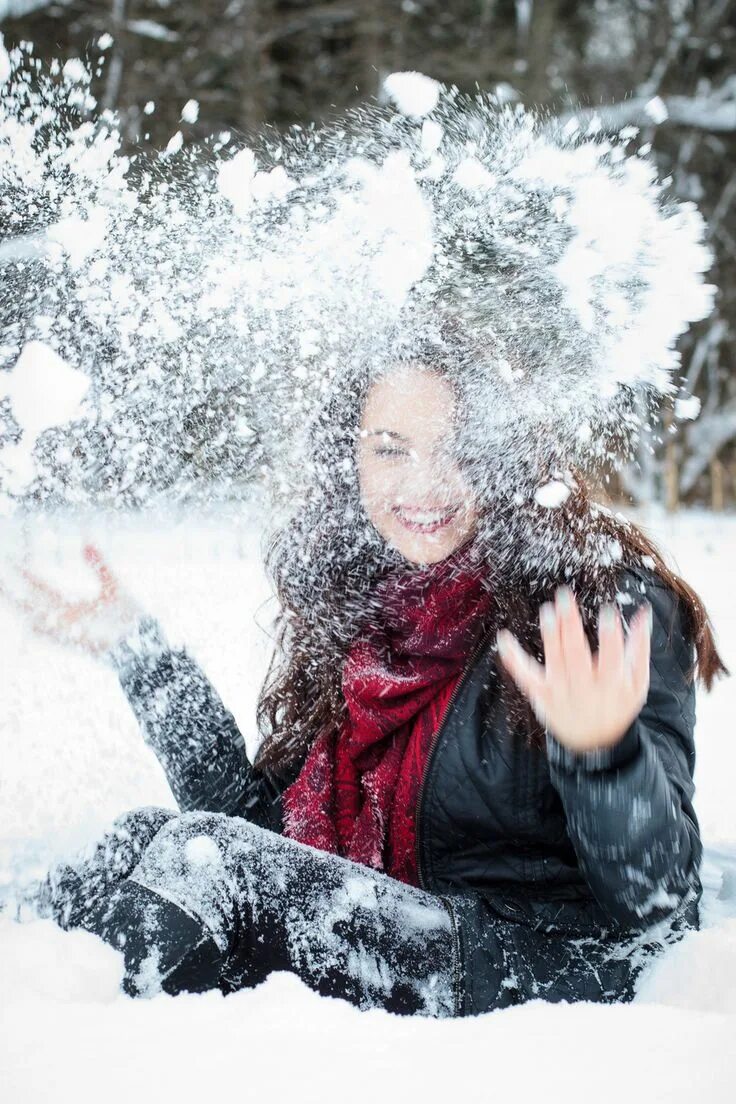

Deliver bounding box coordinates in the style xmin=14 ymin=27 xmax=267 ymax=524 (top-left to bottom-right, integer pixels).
xmin=254 ymin=356 xmax=728 ymax=778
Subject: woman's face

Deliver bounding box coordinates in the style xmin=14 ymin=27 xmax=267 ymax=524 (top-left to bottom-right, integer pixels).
xmin=356 ymin=363 xmax=480 ymax=565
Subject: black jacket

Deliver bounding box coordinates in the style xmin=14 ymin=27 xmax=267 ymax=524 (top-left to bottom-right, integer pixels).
xmin=110 ymin=564 xmax=702 ymax=1015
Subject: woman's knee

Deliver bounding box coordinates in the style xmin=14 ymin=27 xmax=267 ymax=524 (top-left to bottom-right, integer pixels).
xmin=140 ymin=810 xmax=255 ymax=857
xmin=109 ymin=805 xmax=177 ymax=845
xmin=128 ymin=810 xmax=268 ymax=897
xmin=128 ymin=811 xmax=255 ymax=949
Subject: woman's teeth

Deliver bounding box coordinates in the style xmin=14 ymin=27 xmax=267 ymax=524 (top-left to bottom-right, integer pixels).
xmin=393 ymin=505 xmax=458 ymax=531
xmin=399 ymin=510 xmax=450 ymax=523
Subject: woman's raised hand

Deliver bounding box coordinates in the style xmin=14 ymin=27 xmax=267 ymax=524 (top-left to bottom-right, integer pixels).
xmin=496 ymin=587 xmax=652 ymax=754
xmin=1 ymin=542 xmax=142 ymax=657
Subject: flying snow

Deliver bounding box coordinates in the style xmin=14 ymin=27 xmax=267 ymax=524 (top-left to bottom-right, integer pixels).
xmin=180 ymin=99 xmax=200 ymax=125
xmin=383 ymin=71 xmax=441 ymax=117
xmin=675 ymin=395 xmax=701 ymax=421
xmin=0 ymin=47 xmax=716 ymax=580
xmin=0 ymin=342 xmax=90 ymax=495
xmin=534 ymin=481 xmax=572 ymax=509
xmin=0 ymin=34 xmax=10 ymax=86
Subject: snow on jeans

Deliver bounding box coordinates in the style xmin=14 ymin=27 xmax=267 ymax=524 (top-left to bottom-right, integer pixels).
xmin=40 ymin=805 xmax=459 ymax=1016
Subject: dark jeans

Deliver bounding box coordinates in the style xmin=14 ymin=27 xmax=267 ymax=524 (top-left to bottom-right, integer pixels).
xmin=36 ymin=806 xmax=459 ymax=1017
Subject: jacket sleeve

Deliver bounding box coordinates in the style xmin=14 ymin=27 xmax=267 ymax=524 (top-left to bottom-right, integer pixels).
xmin=106 ymin=617 xmax=286 ymax=829
xmin=545 ymin=570 xmax=702 ymax=931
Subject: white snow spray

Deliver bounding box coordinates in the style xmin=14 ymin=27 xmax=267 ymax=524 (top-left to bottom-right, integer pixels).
xmin=0 ymin=47 xmax=716 ymax=591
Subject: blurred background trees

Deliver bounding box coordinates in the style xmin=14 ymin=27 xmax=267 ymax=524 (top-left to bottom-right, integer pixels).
xmin=1 ymin=0 xmax=735 ymax=510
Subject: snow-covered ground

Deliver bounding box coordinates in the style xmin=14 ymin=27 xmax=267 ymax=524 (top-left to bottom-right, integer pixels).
xmin=1 ymin=505 xmax=735 ymax=1103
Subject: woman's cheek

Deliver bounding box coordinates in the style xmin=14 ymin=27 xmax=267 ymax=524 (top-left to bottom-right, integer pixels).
xmin=359 ymin=459 xmax=399 ymax=514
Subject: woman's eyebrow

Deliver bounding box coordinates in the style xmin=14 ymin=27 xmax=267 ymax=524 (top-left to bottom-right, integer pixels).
xmin=363 ymin=429 xmax=410 ymax=442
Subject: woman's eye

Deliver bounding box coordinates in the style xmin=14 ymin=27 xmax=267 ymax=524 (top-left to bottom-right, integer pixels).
xmin=374 ymin=446 xmax=407 ymax=458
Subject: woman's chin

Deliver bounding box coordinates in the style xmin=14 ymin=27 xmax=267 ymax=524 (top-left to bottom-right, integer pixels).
xmin=382 ymin=524 xmax=473 ymax=567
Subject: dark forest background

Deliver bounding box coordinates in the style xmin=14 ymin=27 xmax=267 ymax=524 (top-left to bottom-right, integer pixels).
xmin=2 ymin=0 xmax=735 ymax=509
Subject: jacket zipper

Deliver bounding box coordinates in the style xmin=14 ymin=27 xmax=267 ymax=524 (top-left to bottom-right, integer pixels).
xmin=415 ymin=621 xmax=496 ymax=890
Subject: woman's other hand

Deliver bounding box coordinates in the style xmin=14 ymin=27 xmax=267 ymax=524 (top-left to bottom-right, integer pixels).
xmin=496 ymin=587 xmax=652 ymax=754
xmin=1 ymin=542 xmax=142 ymax=657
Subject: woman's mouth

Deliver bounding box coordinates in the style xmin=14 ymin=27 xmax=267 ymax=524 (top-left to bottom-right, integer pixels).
xmin=391 ymin=504 xmax=459 ymax=534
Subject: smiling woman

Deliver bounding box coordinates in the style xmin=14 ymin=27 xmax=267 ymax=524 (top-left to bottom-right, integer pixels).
xmin=4 ymin=334 xmax=728 ymax=1016
xmin=356 ymin=363 xmax=480 ymax=565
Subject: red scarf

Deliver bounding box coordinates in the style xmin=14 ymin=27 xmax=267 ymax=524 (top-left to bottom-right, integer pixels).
xmin=282 ymin=539 xmax=493 ymax=884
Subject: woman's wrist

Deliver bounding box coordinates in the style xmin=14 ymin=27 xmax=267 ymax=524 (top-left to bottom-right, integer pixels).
xmin=104 ymin=614 xmax=169 ymax=673
xmin=545 ymin=720 xmax=641 ymax=773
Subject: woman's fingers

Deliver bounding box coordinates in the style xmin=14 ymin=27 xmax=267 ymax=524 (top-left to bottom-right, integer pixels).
xmin=11 ymin=563 xmax=96 ymax=632
xmin=21 ymin=568 xmax=64 ymax=609
xmin=596 ymin=602 xmax=625 ymax=684
xmin=539 ymin=599 xmax=566 ymax=687
xmin=497 ymin=630 xmax=547 ymax=697
xmin=0 ymin=578 xmax=66 ymax=637
xmin=555 ymin=587 xmax=593 ymax=685
xmin=497 ymin=630 xmax=552 ymax=726
xmin=624 ymin=603 xmax=652 ymax=701
xmin=83 ymin=544 xmax=117 ymax=602
xmin=18 ymin=547 xmax=117 ymax=625
xmin=19 ymin=570 xmax=94 ymax=625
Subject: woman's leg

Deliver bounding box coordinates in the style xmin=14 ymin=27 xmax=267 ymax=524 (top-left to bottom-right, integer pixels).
xmin=32 ymin=805 xmax=178 ymax=929
xmin=18 ymin=805 xmax=221 ymax=999
xmin=50 ymin=809 xmax=460 ymax=1017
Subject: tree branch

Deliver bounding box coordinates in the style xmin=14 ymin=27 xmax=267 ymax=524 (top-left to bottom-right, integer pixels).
xmin=556 ymin=93 xmax=736 ymax=133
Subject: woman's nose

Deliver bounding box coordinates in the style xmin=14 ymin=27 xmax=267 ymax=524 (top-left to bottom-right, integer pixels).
xmin=401 ymin=456 xmax=461 ymax=501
